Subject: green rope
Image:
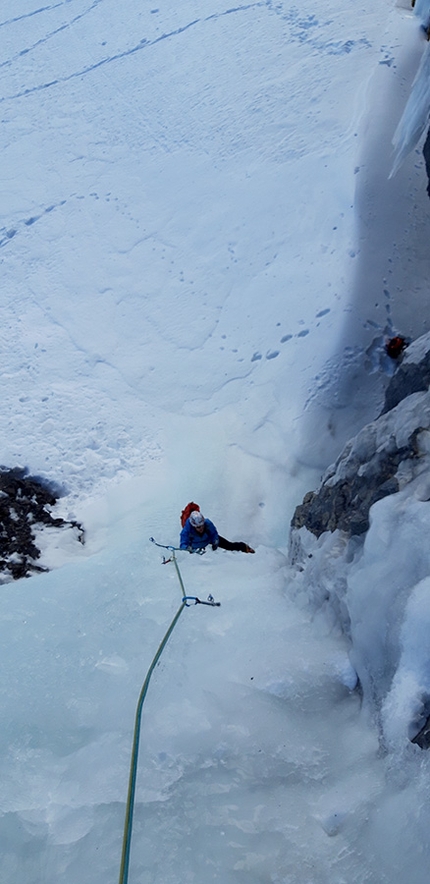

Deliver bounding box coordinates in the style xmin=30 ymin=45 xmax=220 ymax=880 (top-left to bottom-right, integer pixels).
xmin=117 ymin=550 xmax=187 ymax=884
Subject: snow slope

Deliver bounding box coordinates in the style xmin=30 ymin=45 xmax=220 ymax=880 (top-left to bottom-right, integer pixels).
xmin=2 ymin=0 xmax=393 ymax=510
xmin=1 ymin=0 xmax=430 ymax=881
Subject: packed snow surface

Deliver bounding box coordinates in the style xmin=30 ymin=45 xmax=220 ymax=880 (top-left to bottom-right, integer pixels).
xmin=1 ymin=0 xmax=430 ymax=882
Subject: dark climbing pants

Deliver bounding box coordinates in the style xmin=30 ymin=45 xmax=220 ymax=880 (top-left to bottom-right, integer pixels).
xmin=218 ymin=536 xmax=248 ymax=552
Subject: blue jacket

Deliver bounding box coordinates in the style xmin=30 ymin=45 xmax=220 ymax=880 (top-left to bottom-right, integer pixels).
xmin=180 ymin=517 xmax=219 ymax=551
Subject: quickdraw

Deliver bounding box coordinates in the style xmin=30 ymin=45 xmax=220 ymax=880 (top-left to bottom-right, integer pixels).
xmin=182 ymin=595 xmax=221 ymax=607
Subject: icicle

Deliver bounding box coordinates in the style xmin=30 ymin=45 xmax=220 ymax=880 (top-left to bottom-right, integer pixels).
xmin=414 ymin=0 xmax=430 ymax=25
xmin=391 ymin=43 xmax=430 ymax=176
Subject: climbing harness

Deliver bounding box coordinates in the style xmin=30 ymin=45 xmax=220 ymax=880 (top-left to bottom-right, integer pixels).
xmin=118 ymin=545 xmax=220 ymax=884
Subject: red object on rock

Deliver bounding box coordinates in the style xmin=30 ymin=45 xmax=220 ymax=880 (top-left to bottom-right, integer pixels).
xmin=385 ymin=336 xmax=407 ymax=359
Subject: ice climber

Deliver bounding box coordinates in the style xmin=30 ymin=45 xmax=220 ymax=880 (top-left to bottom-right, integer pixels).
xmin=180 ymin=506 xmax=255 ymax=554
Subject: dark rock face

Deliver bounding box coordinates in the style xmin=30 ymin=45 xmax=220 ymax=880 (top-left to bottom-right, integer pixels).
xmin=423 ymin=125 xmax=430 ymax=200
xmin=0 ymin=468 xmax=84 ymax=581
xmin=411 ymin=706 xmax=430 ymax=750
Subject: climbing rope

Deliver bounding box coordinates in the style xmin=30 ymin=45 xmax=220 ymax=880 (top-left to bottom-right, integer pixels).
xmin=118 ymin=544 xmax=220 ymax=884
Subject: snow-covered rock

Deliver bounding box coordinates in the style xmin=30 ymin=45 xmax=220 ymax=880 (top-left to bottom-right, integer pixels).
xmin=290 ymin=332 xmax=430 ymax=748
xmin=383 ymin=329 xmax=430 ymax=411
xmin=292 ymin=396 xmax=429 ymax=537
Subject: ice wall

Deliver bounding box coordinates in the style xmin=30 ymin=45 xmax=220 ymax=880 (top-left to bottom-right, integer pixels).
xmin=392 ymin=42 xmax=430 ymax=174
xmin=415 ymin=0 xmax=430 ymax=23
xmin=392 ymin=1 xmax=430 ymax=173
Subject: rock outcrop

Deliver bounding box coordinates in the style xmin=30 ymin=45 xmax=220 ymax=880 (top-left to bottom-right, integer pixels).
xmin=382 ymin=331 xmax=430 ymax=412
xmin=292 ymin=331 xmax=430 ymax=539
xmin=0 ymin=468 xmax=84 ymax=581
